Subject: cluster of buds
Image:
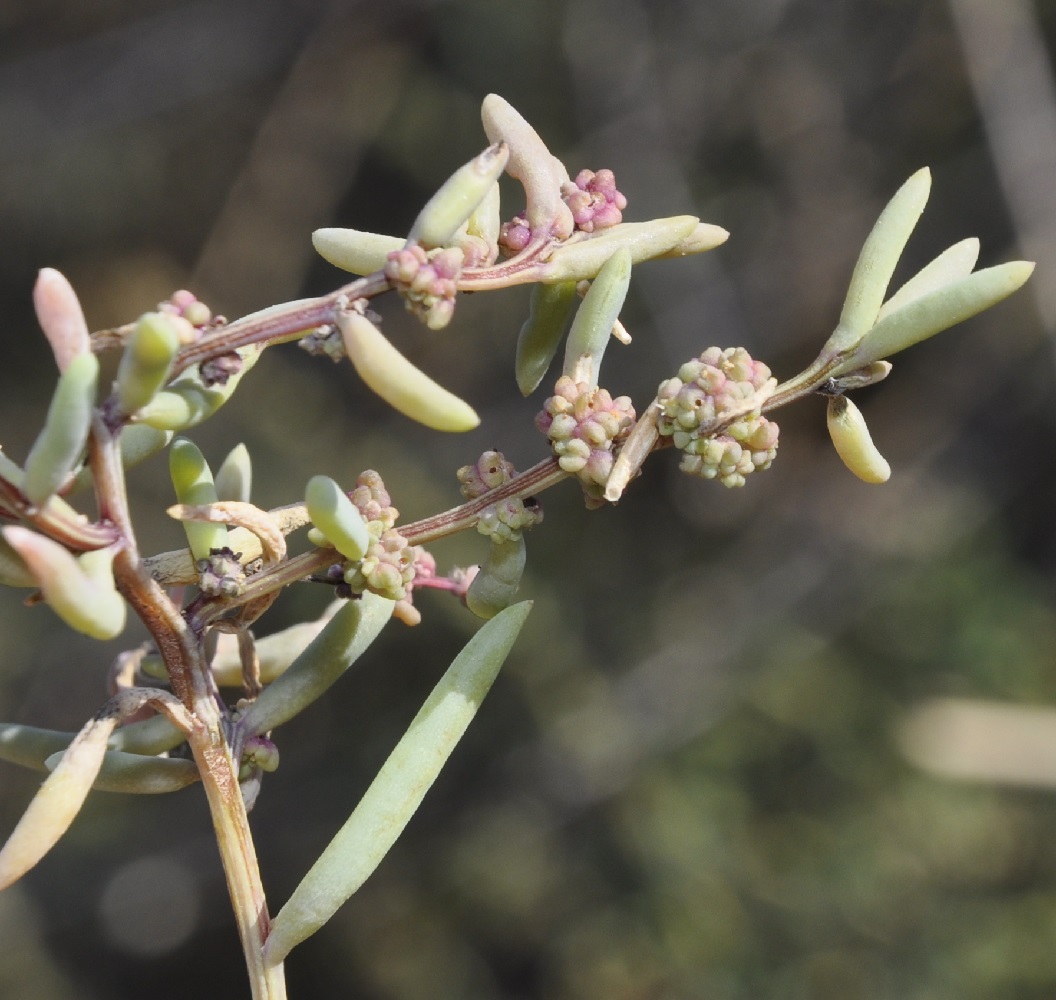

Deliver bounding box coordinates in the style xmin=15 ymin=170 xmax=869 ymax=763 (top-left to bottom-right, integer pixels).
xmin=498 ymin=214 xmax=532 ymax=255
xmin=656 ymin=347 xmax=779 ymax=488
xmin=383 ymin=245 xmax=464 ymax=331
xmin=456 ymin=450 xmax=518 ymax=499
xmin=158 ymin=290 xmax=214 ymax=343
xmin=457 ymin=451 xmax=542 ymax=542
xmin=475 ymin=498 xmax=542 ymax=542
xmin=562 ymin=169 xmax=627 ymax=234
xmin=537 ymin=376 xmax=635 ymax=506
xmin=317 ymin=471 xmax=427 ymax=613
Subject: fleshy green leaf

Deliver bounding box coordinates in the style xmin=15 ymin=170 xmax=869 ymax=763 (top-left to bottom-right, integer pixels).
xmin=875 ymin=238 xmax=979 ymax=323
xmin=834 ymin=260 xmax=1035 ymax=374
xmin=240 ymin=592 xmax=395 ymax=735
xmin=0 ymin=711 xmax=119 ymax=890
xmin=336 ymin=311 xmax=479 ymax=432
xmin=562 ymin=248 xmax=632 ymax=387
xmin=540 ymin=217 xmax=699 ymax=283
xmin=264 ymin=601 xmax=532 ymax=965
xmin=825 ymin=167 xmax=932 ymax=355
xmin=23 ymin=351 xmax=99 ymax=506
xmin=115 ymin=312 xmax=181 ymax=415
xmin=214 ymin=443 xmax=253 ymax=503
xmin=44 ymin=748 xmax=199 ymax=794
xmin=2 ymin=527 xmax=126 ymax=640
xmin=312 ymin=228 xmax=404 ymax=276
xmin=168 ymin=438 xmax=227 ymax=560
xmin=304 ymin=475 xmax=371 ymax=562
xmin=515 ymin=281 xmax=579 ymax=396
xmin=466 ymin=537 xmax=526 ymax=620
xmin=407 ymin=143 xmax=509 ymax=248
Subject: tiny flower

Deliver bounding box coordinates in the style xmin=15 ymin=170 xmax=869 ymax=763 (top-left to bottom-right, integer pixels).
xmin=349 ymin=469 xmax=398 ymax=528
xmin=499 ymin=215 xmax=533 ymax=255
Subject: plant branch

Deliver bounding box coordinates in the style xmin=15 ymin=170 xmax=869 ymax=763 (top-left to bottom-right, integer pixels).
xmin=86 ymin=415 xmax=285 ymax=1000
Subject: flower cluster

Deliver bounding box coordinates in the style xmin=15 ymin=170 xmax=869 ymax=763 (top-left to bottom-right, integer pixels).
xmin=536 ymin=376 xmax=635 ymax=506
xmin=456 ymin=451 xmax=542 ymax=542
xmin=334 ymin=471 xmax=424 ymax=608
xmin=383 ymin=245 xmax=463 ymax=330
xmin=457 ymin=450 xmax=517 ymax=499
xmin=562 ymin=169 xmax=627 ymax=233
xmin=158 ymin=289 xmax=214 ymax=342
xmin=656 ymin=347 xmax=779 ymax=488
xmin=475 ymin=497 xmax=542 ymax=542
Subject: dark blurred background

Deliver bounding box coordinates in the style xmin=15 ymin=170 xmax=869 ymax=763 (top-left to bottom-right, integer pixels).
xmin=2 ymin=1 xmax=1056 ymax=997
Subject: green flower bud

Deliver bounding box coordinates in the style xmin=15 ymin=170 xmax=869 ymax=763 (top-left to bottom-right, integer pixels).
xmin=312 ymin=228 xmax=404 ymax=276
xmin=115 ymin=312 xmax=181 ymax=415
xmin=214 ymin=442 xmax=253 ymax=503
xmin=23 ymin=351 xmax=99 ymax=506
xmin=833 ymin=260 xmax=1035 ymax=376
xmin=515 ymin=281 xmax=579 ymax=395
xmin=826 ymin=395 xmax=890 ymax=484
xmin=264 ymin=601 xmax=532 ymax=966
xmin=539 ymin=216 xmax=699 ymax=283
xmin=406 ymin=143 xmax=509 ymax=249
xmin=466 ymin=536 xmax=526 ymax=620
xmin=562 ymin=248 xmax=632 ymax=386
xmin=2 ymin=527 xmax=125 ymax=639
xmin=336 ymin=311 xmax=479 ymax=432
xmin=168 ymin=439 xmax=227 ymax=560
xmin=305 ymin=475 xmax=371 ymax=562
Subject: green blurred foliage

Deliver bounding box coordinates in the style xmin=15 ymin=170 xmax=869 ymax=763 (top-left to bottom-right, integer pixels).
xmin=2 ymin=1 xmax=1056 ymax=998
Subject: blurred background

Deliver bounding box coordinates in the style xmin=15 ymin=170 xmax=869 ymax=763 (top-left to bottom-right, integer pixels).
xmin=2 ymin=1 xmax=1056 ymax=997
